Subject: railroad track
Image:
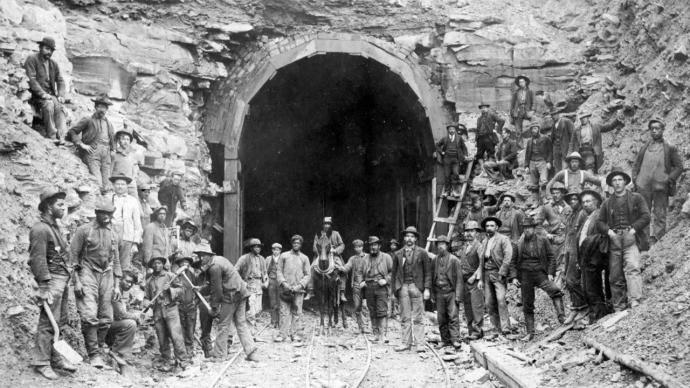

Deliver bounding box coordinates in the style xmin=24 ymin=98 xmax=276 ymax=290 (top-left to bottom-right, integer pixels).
xmin=210 ymin=321 xmax=272 ymax=388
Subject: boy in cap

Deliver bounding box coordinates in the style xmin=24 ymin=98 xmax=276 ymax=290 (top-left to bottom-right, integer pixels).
xmin=236 ymin=238 xmax=268 ymax=332
xmin=276 ymin=235 xmax=311 ymax=343
xmin=29 ymin=188 xmax=74 ymax=379
xmin=265 ymin=243 xmax=283 ymax=327
xmin=143 ymin=256 xmax=189 ymax=370
xmin=174 ymin=256 xmax=201 ymax=355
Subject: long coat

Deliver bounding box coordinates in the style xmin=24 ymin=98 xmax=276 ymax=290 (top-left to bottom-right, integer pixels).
xmin=479 ymin=233 xmax=514 ymax=278
xmin=392 ymin=246 xmax=431 ymax=295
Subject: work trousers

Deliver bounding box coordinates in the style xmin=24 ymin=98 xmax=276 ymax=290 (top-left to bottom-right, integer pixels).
xmin=565 ymin=251 xmax=587 ymax=311
xmin=637 ymin=186 xmax=669 ymax=240
xmin=463 ymin=280 xmax=485 ymax=336
xmin=475 ymin=135 xmax=496 ymax=163
xmin=118 ymin=240 xmax=134 ymax=273
xmin=30 ymin=273 xmax=70 ymax=366
xmin=106 ymin=318 xmax=137 ymax=361
xmin=246 ymin=279 xmax=263 ymax=330
xmin=582 ymin=255 xmax=609 ymax=320
xmin=520 ymin=269 xmax=563 ymax=315
xmin=435 ymin=290 xmax=460 ymax=344
xmin=38 ymin=97 xmax=66 ymax=139
xmin=279 ymin=293 xmax=305 ymax=340
xmin=352 ymin=287 xmax=367 ymax=330
xmin=212 ymin=299 xmax=256 ymax=358
xmin=153 ymin=305 xmax=188 ymax=361
xmin=483 ymin=160 xmax=512 ymax=181
xmin=364 ymin=283 xmax=388 ymax=334
xmin=484 ymin=270 xmax=512 ymax=333
xmin=81 ymin=144 xmax=112 ymax=191
xmin=76 ymin=266 xmax=114 ymax=357
xmin=553 ymin=239 xmax=567 ymax=290
xmin=178 ymin=304 xmax=197 ymax=353
xmin=529 ymin=160 xmax=549 ymax=191
xmin=199 ymin=299 xmax=214 ymax=354
xmin=268 ymin=278 xmax=280 ymax=326
xmin=442 ymin=157 xmax=461 ymax=191
xmin=398 ymin=283 xmax=425 ymax=347
xmin=578 ymin=146 xmax=597 ymax=173
xmin=608 ymin=232 xmax=642 ymax=311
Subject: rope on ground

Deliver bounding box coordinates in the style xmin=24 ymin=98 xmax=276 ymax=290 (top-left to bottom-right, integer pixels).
xmin=426 ymin=342 xmax=451 ymax=388
xmin=210 ymin=321 xmax=271 ymax=388
xmin=352 ymin=333 xmax=372 ymax=388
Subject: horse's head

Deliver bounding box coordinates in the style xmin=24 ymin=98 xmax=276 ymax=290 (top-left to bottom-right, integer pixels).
xmin=319 ymin=243 xmax=333 ymax=262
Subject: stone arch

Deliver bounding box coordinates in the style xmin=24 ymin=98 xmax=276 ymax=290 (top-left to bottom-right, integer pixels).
xmin=203 ymin=32 xmax=448 ymax=258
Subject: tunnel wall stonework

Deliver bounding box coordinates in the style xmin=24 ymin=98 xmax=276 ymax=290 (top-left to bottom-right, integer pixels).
xmin=203 ymin=33 xmax=449 ymax=258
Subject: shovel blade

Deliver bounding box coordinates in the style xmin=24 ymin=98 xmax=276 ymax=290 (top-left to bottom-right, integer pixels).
xmin=53 ymin=340 xmax=83 ymax=365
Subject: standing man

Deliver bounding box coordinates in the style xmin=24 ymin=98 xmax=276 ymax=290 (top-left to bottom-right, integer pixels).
xmin=598 ymin=168 xmax=650 ymax=310
xmin=524 ymin=122 xmax=553 ymax=201
xmin=480 ymin=217 xmax=516 ymax=336
xmin=111 ymin=173 xmax=142 ymax=272
xmin=392 ymin=226 xmax=431 ymax=352
xmin=111 ymin=129 xmax=139 ymax=196
xmin=483 ymin=127 xmax=519 ymax=181
xmin=195 ymin=242 xmax=259 ymax=361
xmin=578 ymin=190 xmax=609 ymax=322
xmin=514 ymin=218 xmax=565 ymax=341
xmin=459 ymin=221 xmax=485 ymax=340
xmin=265 ymin=243 xmax=283 ymax=328
xmin=29 ymin=188 xmax=75 ymax=379
xmin=175 ymin=219 xmax=199 ymax=259
xmin=435 ymin=124 xmax=469 ymax=197
xmin=71 ymin=199 xmax=122 ymax=368
xmin=550 ymin=107 xmax=574 ymax=173
xmin=561 ymin=190 xmax=585 ymax=313
xmin=337 ymin=239 xmax=369 ymax=333
xmin=430 ymin=236 xmax=463 ymax=350
xmin=475 ymin=103 xmax=505 ymax=164
xmin=632 ymin=118 xmax=683 ymax=242
xmin=276 ymin=235 xmax=311 ymax=343
xmin=158 ymin=170 xmax=186 ymax=227
xmin=24 ymin=37 xmax=66 ymax=141
xmin=492 ymin=193 xmax=525 ymax=244
xmin=236 ymin=238 xmax=268 ymax=331
xmin=362 ymin=237 xmax=393 ymax=342
xmin=568 ymin=110 xmax=623 ymax=173
xmin=69 ymin=96 xmax=116 ymax=192
xmin=547 ymin=152 xmax=604 ymax=195
xmin=137 ymin=183 xmax=155 ymax=230
xmin=107 ymin=270 xmax=141 ymax=377
xmin=509 ymin=75 xmax=534 ymax=141
xmin=143 ymin=206 xmax=172 ymax=267
xmin=535 ymin=182 xmax=571 ymax=287
xmin=307 ymin=217 xmax=345 ymax=301
xmin=174 ymin=256 xmax=200 ymax=356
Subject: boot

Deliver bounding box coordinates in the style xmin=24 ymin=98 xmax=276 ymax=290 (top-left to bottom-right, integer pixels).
xmin=82 ymin=325 xmax=99 ymax=361
xmin=552 ymin=297 xmax=565 ymax=324
xmin=381 ymin=318 xmax=389 ymax=343
xmin=97 ymin=326 xmax=110 ymax=352
xmin=35 ymin=366 xmax=58 ymax=380
xmin=521 ymin=314 xmax=535 ymax=341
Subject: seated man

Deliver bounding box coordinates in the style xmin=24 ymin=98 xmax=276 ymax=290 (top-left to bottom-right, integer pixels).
xmin=484 ymin=127 xmax=519 ymax=181
xmin=106 ymin=271 xmax=141 ymax=377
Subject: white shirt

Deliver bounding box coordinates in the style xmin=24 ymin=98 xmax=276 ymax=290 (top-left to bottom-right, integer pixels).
xmin=112 ymin=193 xmax=143 ymax=243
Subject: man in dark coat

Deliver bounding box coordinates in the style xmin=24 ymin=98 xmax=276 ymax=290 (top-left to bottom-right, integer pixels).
xmin=509 ymin=75 xmax=534 ymax=140
xmin=550 ymin=107 xmax=574 ymax=172
xmin=24 ymin=37 xmax=67 ymax=141
xmin=459 ymin=221 xmax=485 ymax=340
xmin=475 ymin=103 xmax=505 ymax=164
xmin=430 ymin=236 xmax=463 ymax=349
xmin=577 ymin=190 xmax=610 ymax=322
xmin=632 ymin=118 xmax=683 ymax=242
xmin=568 ymin=110 xmax=623 ymax=173
xmin=392 ymin=226 xmax=431 ymax=352
xmin=435 ymin=124 xmax=469 ymax=196
xmin=158 ymin=170 xmax=187 ymax=227
xmin=483 ymin=127 xmax=519 ymax=181
xmin=597 ymin=168 xmax=650 ymax=311
xmin=524 ymin=122 xmax=553 ymax=201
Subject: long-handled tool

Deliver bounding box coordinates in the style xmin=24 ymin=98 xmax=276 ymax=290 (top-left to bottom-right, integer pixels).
xmin=180 ymin=271 xmax=212 ymax=312
xmin=43 ymin=302 xmax=83 ymax=365
xmin=143 ymin=265 xmax=187 ymax=313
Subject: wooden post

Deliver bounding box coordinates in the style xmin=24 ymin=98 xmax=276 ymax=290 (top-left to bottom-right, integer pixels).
xmin=223 ymin=159 xmax=241 ymax=263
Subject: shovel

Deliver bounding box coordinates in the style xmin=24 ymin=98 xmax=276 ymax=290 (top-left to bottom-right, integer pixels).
xmin=43 ymin=301 xmax=83 ymax=365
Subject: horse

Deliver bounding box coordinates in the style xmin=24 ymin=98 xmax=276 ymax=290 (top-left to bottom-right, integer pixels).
xmin=312 ymin=239 xmax=347 ymax=333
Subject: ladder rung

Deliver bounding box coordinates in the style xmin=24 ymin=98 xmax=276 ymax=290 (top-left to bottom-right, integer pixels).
xmin=442 ymin=196 xmax=463 ymax=202
xmin=434 ymin=217 xmax=457 ymax=224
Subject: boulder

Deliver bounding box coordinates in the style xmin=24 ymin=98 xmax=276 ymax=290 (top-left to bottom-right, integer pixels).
xmin=0 ymin=0 xmax=23 ymax=26
xmin=207 ymin=22 xmax=253 ymax=34
xmin=443 ymin=31 xmax=491 ymax=46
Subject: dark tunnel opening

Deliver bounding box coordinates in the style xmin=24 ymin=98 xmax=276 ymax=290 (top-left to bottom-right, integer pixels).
xmin=238 ymin=53 xmax=435 ymax=258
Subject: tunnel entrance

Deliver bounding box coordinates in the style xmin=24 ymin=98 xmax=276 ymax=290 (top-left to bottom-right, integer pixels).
xmin=238 ymin=53 xmax=435 ymax=257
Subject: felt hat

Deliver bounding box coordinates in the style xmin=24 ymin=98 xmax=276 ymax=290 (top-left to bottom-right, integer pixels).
xmin=502 ymin=126 xmax=513 ymax=133
xmin=579 ymin=189 xmax=603 ymax=204
xmin=38 ymin=187 xmax=66 ymax=208
xmin=521 ymin=217 xmax=538 ymax=227
xmin=171 ymin=169 xmax=185 ymax=177
xmin=648 ymin=117 xmax=665 ymax=130
xmin=446 ymin=123 xmax=460 ymax=131
xmin=148 ymin=256 xmax=167 ymax=268
xmin=151 ymin=205 xmax=168 ymax=216
xmin=174 ymin=255 xmax=194 ymax=266
xmin=323 ymin=216 xmax=333 ymax=225
xmin=271 ymin=243 xmax=282 ymax=250
xmin=434 ymin=235 xmax=451 ymax=244
xmin=115 ymin=129 xmax=133 ymax=141
xmin=109 ymin=172 xmax=132 ymax=184
xmin=389 ymin=238 xmax=400 ymax=246
xmin=481 ymin=216 xmax=502 ymax=229
xmin=291 ymin=234 xmax=304 ymax=243
xmin=246 ymin=238 xmax=263 ymax=247
xmin=177 ymin=218 xmax=198 ymax=231
xmin=549 ymin=106 xmax=564 ymax=115
xmin=401 ymin=226 xmax=420 ymax=238
xmin=92 ymin=96 xmax=113 ymax=106
xmin=464 ymin=220 xmax=482 ymax=231
xmin=38 ymin=37 xmax=56 ymax=50
xmin=499 ymin=192 xmax=517 ymax=203
xmin=528 ymin=121 xmax=541 ymax=130
xmin=138 ymin=182 xmax=152 ymax=191
xmin=94 ymin=199 xmax=115 ymax=213
xmin=564 ymin=191 xmax=582 ymax=203
xmin=367 ymin=236 xmax=382 ymax=245
xmin=352 ymin=239 xmax=364 ymax=247
xmin=482 ymin=193 xmax=498 ymax=206
xmin=565 ymin=151 xmax=583 ymax=163
xmin=606 ymin=167 xmax=632 ymax=186
xmin=579 ymin=111 xmax=593 ymax=119
xmin=549 ymin=181 xmax=568 ymax=194
xmin=193 ymin=241 xmax=216 ymax=256
xmin=515 ymin=75 xmax=531 ymax=86
xmin=478 ymin=102 xmax=490 ymax=109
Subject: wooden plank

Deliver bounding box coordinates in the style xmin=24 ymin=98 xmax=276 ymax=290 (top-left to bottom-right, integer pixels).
xmin=471 ymin=341 xmax=543 ymax=388
xmin=223 ymin=159 xmax=241 ymax=262
xmin=434 ymin=217 xmax=456 ymax=224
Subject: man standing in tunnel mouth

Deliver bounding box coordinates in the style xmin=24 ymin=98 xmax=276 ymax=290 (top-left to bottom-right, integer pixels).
xmin=306 ymin=217 xmax=345 ymax=302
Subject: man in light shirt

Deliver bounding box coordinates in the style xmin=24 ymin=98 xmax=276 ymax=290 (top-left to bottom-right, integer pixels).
xmin=110 ymin=173 xmax=142 ymax=272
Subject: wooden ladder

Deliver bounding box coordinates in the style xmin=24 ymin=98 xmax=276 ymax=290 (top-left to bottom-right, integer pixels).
xmin=425 ymin=160 xmax=474 ymax=251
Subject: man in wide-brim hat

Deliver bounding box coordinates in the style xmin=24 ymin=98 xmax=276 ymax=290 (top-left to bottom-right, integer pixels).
xmin=576 ymin=189 xmax=608 ymax=323
xmin=362 ymin=236 xmax=393 ymax=343
xmin=173 ymin=254 xmax=202 ymax=355
xmin=24 ymin=36 xmax=67 ymax=142
xmin=391 ymin=226 xmax=431 ymax=352
xmin=550 ymin=106 xmax=574 ymax=171
xmin=112 ymin=127 xmax=138 ymax=196
xmin=510 ymin=74 xmax=534 ymax=140
xmin=142 ymin=205 xmax=170 ymax=268
xmin=435 ymin=122 xmax=469 ymax=197
xmin=476 ymin=101 xmax=506 ymax=164
xmin=236 ymin=238 xmax=268 ymax=332
xmin=598 ymin=167 xmax=650 ymax=311
xmin=568 ymin=109 xmax=624 ymax=173
xmin=460 ymin=220 xmax=486 ymax=340
xmin=430 ymin=236 xmax=463 ymax=349
xmin=275 ymin=234 xmax=311 ymax=344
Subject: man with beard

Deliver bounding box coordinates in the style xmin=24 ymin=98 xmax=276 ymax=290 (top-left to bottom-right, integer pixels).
xmin=480 ymin=217 xmax=516 ymax=337
xmin=536 ymin=182 xmax=571 ymax=288
xmin=435 ymin=124 xmax=469 ymax=197
xmin=71 ymin=199 xmax=122 ymax=368
xmin=392 ymin=227 xmax=431 ymax=352
xmin=562 ymin=191 xmax=585 ymax=322
xmin=524 ymin=122 xmax=553 ymax=201
xmin=24 ymin=37 xmax=67 ymax=141
xmin=577 ymin=190 xmax=610 ymax=322
xmin=111 ymin=173 xmax=142 ymax=272
xmin=430 ymin=236 xmax=463 ymax=349
xmin=459 ymin=221 xmax=485 ymax=340
xmin=29 ymin=188 xmax=74 ymax=379
xmin=361 ymin=237 xmax=393 ymax=343
xmin=69 ymin=96 xmax=116 ymax=192
xmin=475 ymin=103 xmax=505 ymax=164
xmin=632 ymin=118 xmax=683 ymax=242
xmin=306 ymin=217 xmax=345 ymax=301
